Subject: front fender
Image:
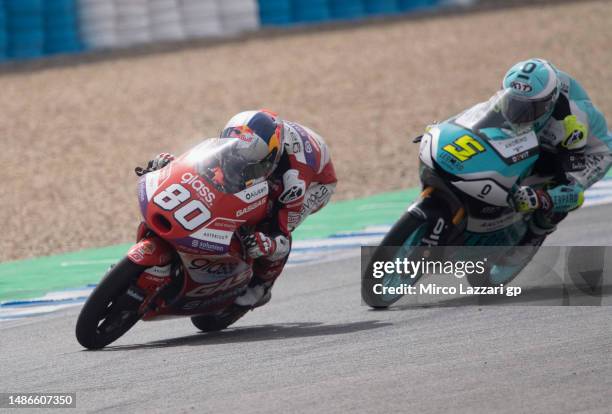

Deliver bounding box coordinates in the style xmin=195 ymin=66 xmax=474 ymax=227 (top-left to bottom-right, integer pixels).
xmin=127 ymin=236 xmax=174 ymax=267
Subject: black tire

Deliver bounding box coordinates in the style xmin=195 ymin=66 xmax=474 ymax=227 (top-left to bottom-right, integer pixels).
xmin=191 ymin=306 xmax=249 ymax=333
xmin=75 ymin=257 xmax=145 ymax=349
xmin=466 ymin=242 xmax=542 ymax=288
xmin=362 ymin=212 xmax=429 ymax=309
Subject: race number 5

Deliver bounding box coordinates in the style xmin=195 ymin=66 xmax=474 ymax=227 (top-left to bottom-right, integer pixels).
xmin=443 ymin=135 xmax=486 ymax=162
xmin=153 ymin=184 xmax=211 ymax=230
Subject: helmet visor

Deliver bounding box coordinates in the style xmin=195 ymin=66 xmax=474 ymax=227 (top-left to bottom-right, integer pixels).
xmin=499 ymin=88 xmax=556 ymax=125
xmin=186 ymin=138 xmax=269 ymax=193
xmin=243 ymin=159 xmax=274 ymax=182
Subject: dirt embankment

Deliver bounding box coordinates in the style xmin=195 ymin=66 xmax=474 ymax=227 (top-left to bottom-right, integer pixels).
xmin=1 ymin=0 xmax=610 ymax=261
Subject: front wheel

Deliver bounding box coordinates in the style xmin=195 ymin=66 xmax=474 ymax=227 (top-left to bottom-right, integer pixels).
xmin=362 ymin=212 xmax=430 ymax=309
xmin=75 ymin=258 xmax=145 ymax=349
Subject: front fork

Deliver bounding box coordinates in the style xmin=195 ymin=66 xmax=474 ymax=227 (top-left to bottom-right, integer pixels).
xmin=409 ymin=186 xmax=467 ymax=246
xmin=127 ymin=226 xmax=180 ymax=314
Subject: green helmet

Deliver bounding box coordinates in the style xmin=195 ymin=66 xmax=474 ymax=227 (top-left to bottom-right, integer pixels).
xmin=500 ymin=58 xmax=560 ymax=130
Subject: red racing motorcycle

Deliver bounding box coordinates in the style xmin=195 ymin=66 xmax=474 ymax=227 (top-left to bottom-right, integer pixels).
xmin=76 ymin=138 xmax=272 ymax=349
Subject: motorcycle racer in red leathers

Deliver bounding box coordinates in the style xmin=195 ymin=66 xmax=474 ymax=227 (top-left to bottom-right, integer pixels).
xmin=142 ymin=110 xmax=337 ymax=308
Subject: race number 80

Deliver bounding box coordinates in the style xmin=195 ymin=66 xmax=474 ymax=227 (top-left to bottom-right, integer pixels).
xmin=153 ymin=184 xmax=211 ymax=231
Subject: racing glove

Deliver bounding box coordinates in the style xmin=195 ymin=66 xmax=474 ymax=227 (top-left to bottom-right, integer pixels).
xmin=135 ymin=153 xmax=176 ymax=176
xmin=147 ymin=152 xmax=175 ymax=171
xmin=512 ymin=186 xmax=553 ymax=213
xmin=244 ymin=232 xmax=290 ymax=260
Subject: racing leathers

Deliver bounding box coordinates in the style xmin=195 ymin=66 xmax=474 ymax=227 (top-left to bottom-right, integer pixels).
xmin=144 ymin=121 xmax=337 ymax=307
xmin=236 ymin=121 xmax=337 ymax=306
xmin=514 ymin=71 xmax=612 ymax=243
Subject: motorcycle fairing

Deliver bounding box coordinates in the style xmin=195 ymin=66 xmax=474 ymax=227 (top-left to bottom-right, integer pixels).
xmin=127 ymin=236 xmax=174 ymax=267
xmin=418 ymin=96 xmax=543 ymax=244
xmin=140 ymin=163 xmax=268 ymax=256
xmin=424 ymin=122 xmax=539 ymax=185
xmin=133 ymin=139 xmax=276 ymax=318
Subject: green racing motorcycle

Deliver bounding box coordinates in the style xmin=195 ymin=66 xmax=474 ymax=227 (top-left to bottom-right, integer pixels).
xmin=362 ymin=90 xmax=582 ymax=308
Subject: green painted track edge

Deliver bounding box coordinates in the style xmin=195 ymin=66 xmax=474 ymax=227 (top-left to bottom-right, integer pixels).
xmin=0 ymin=187 xmax=420 ymax=302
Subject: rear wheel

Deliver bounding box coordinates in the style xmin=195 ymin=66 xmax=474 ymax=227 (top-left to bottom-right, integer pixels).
xmin=467 ymin=242 xmax=542 ymax=288
xmin=362 ymin=212 xmax=430 ymax=309
xmin=75 ymin=258 xmax=145 ymax=349
xmin=191 ymin=306 xmax=249 ymax=333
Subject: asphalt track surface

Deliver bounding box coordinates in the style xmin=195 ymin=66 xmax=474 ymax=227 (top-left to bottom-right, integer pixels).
xmin=1 ymin=205 xmax=611 ymax=413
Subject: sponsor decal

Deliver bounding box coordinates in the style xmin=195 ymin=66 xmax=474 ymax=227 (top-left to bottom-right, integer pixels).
xmin=480 ymin=205 xmax=502 ymax=215
xmin=304 ymin=140 xmax=313 ymax=153
xmin=562 ymin=152 xmax=586 ymax=172
xmin=510 ymin=81 xmax=533 ymax=92
xmin=280 ymin=187 xmax=304 ymax=204
xmin=503 ymin=135 xmax=528 ymax=151
xmin=279 ymin=169 xmax=306 ymax=204
xmin=181 ymin=286 xmax=245 ymax=310
xmin=127 ymin=240 xmax=156 ymax=262
xmin=467 ymin=212 xmax=522 ymax=233
xmin=300 ymin=185 xmax=330 ymax=214
xmin=186 ymin=270 xmax=251 ymax=297
xmin=144 ymin=264 xmax=172 ymax=278
xmin=562 ymin=130 xmax=585 ymax=149
xmin=287 ymin=122 xmax=319 ymax=169
xmin=208 ymin=218 xmax=242 ymax=230
xmin=145 ymin=169 xmax=161 ymax=202
xmin=234 ymin=181 xmax=268 ymax=203
xmin=226 ymin=125 xmax=256 ymax=143
xmin=180 ymin=172 xmax=216 ymax=204
xmin=187 ymin=238 xmax=227 ymax=253
xmin=236 ymin=197 xmax=266 ymax=217
xmin=287 ymin=211 xmax=302 ymax=227
xmin=560 ymin=79 xmax=570 ymax=94
xmin=438 ymin=151 xmax=465 ymax=171
xmin=237 ymin=132 xmax=255 ymax=143
xmin=138 ymin=178 xmax=148 ymax=216
xmin=138 ymin=178 xmax=147 ymax=203
xmin=487 ymin=131 xmax=539 ymax=162
xmin=586 ymin=154 xmax=604 ymax=169
xmin=511 ymin=151 xmax=532 ymax=163
xmin=183 ymin=254 xmax=246 ymax=283
xmin=422 ymin=217 xmax=445 ymax=246
xmin=158 ymin=162 xmax=172 ymax=183
xmin=189 ymin=258 xmax=239 ymax=275
xmin=190 ymin=227 xmax=233 ymax=245
xmin=141 ymin=240 xmax=155 ymax=254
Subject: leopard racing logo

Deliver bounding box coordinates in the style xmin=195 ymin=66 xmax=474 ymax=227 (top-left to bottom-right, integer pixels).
xmin=510 ymin=81 xmax=533 ymax=93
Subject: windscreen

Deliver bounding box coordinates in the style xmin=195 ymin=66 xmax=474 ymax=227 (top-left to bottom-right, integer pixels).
xmin=184 ymin=138 xmax=257 ymax=194
xmin=455 ymin=89 xmax=540 ymax=135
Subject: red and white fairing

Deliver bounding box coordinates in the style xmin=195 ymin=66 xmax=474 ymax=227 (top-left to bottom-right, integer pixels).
xmin=129 ymin=139 xmax=270 ymax=318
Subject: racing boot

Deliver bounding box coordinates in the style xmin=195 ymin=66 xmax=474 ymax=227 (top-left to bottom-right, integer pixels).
xmin=519 ymin=210 xmax=566 ymax=247
xmin=234 ymin=277 xmax=273 ymax=309
xmin=497 ymin=211 xmax=559 ymax=268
